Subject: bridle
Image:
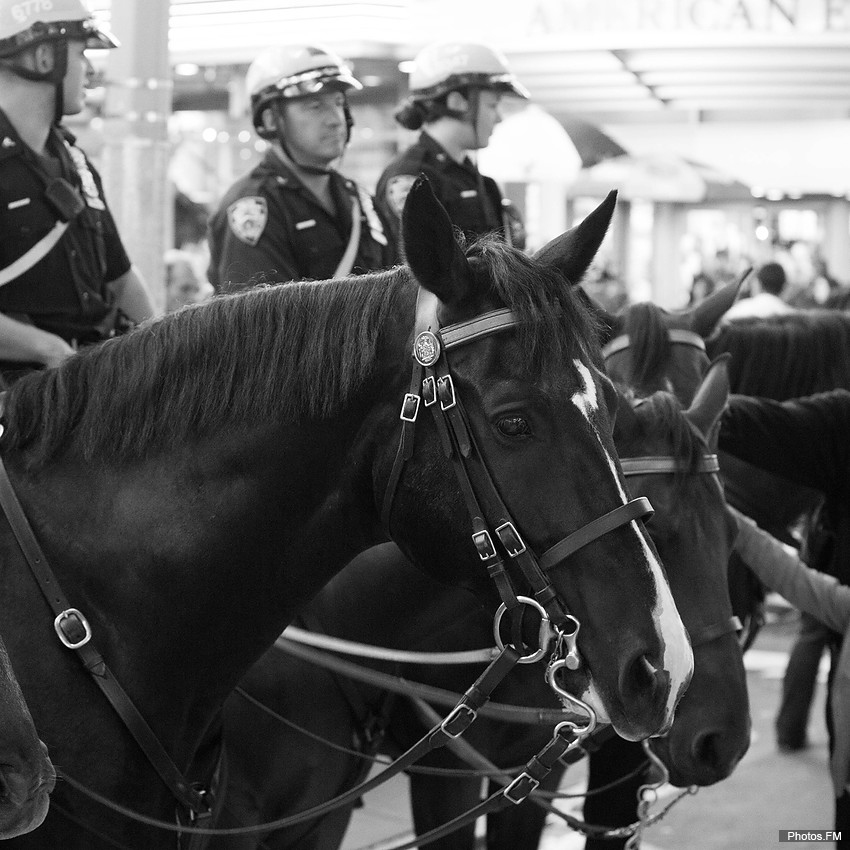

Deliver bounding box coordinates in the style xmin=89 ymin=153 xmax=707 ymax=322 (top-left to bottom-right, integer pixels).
xmin=619 ymin=444 xmax=741 ymax=649
xmin=601 ymin=328 xmax=707 ymax=362
xmin=602 ymin=327 xmax=742 ymax=648
xmin=382 ymin=288 xmax=655 ymax=684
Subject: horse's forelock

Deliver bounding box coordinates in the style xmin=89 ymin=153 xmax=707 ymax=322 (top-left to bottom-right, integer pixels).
xmin=1 ymin=270 xmax=407 ymax=468
xmin=466 ymin=237 xmax=600 ymax=374
xmin=632 ymin=392 xmax=702 ymax=487
xmin=623 ymin=302 xmax=673 ymax=392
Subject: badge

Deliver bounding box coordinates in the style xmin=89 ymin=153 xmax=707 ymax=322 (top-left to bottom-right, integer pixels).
xmin=63 ymin=141 xmax=105 ymax=211
xmin=385 ymin=174 xmax=417 ymax=218
xmin=227 ymin=197 xmax=268 ymax=246
xmin=356 ymin=185 xmax=387 ymax=246
xmin=413 ymin=331 xmax=441 ymax=366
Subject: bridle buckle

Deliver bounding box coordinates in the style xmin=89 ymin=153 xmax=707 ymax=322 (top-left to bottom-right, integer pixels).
xmin=399 ymin=393 xmax=420 ymax=422
xmin=495 ymin=521 xmax=526 ymax=557
xmin=54 ymin=608 xmax=92 ymax=649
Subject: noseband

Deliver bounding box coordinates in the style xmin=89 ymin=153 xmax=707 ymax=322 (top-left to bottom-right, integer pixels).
xmin=381 ymin=289 xmax=654 ymax=671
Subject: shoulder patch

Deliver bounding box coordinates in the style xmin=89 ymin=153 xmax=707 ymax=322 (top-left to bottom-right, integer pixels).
xmin=227 ymin=196 xmax=268 ymax=246
xmin=385 ymin=174 xmax=417 ymax=218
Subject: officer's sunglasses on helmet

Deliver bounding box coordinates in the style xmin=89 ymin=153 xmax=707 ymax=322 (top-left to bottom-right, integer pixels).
xmin=274 ymin=66 xmax=360 ymax=98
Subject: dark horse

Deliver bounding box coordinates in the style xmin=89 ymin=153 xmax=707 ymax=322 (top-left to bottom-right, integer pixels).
xmin=0 ymin=180 xmax=691 ymax=848
xmin=214 ymin=357 xmax=748 ymax=849
xmin=0 ymin=632 xmax=54 ymax=839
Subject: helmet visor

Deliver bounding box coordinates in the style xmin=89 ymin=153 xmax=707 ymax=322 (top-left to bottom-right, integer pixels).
xmin=73 ymin=18 xmax=120 ymax=50
xmin=275 ymin=65 xmax=363 ymax=98
xmin=412 ymin=71 xmax=530 ymax=101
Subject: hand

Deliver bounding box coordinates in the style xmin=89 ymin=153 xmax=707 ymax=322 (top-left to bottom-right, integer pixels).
xmin=36 ymin=333 xmax=76 ymax=368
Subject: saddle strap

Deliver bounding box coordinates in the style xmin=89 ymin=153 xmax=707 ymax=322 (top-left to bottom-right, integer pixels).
xmin=0 ymin=455 xmax=208 ymax=817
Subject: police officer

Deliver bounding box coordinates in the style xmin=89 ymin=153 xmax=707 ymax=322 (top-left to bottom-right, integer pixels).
xmin=376 ymin=40 xmax=529 ymax=253
xmin=207 ymin=44 xmax=392 ymax=292
xmin=0 ymin=0 xmax=156 ymax=384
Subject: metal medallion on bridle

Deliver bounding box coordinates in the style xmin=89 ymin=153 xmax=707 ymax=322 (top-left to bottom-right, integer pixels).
xmin=413 ymin=331 xmax=441 ymax=366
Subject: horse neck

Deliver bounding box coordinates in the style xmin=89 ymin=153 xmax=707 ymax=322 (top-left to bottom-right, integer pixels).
xmin=2 ymin=289 xmax=421 ymax=710
xmin=302 ymin=544 xmax=482 ymax=650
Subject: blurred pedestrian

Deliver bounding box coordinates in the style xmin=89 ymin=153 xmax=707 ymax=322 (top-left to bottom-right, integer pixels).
xmin=0 ymin=0 xmax=156 ymax=385
xmin=164 ymin=249 xmax=211 ymax=313
xmin=722 ymin=261 xmax=794 ymax=323
xmin=376 ymin=40 xmax=529 ymax=253
xmin=207 ymin=44 xmax=392 ymax=293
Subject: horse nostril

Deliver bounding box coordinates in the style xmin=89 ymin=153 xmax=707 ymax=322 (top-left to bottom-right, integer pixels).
xmin=620 ymin=651 xmax=663 ymax=702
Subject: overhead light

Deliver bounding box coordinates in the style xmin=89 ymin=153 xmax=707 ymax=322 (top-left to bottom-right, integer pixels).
xmin=175 ymin=63 xmax=200 ymax=77
xmin=398 ymin=60 xmax=415 ymax=74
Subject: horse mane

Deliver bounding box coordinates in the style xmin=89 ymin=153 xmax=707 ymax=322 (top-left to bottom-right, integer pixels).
xmin=1 ymin=236 xmax=600 ymax=469
xmin=707 ymin=311 xmax=850 ymax=399
xmin=621 ymin=302 xmax=673 ymax=393
xmin=2 ymin=270 xmax=405 ymax=469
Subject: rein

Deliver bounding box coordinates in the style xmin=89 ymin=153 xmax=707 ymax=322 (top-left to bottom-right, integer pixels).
xmin=273 ymin=635 xmax=578 ymax=726
xmin=281 ymin=624 xmax=497 ymax=665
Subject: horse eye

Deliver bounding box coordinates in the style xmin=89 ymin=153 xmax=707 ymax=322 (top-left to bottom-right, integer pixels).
xmin=497 ymin=416 xmax=531 ymax=437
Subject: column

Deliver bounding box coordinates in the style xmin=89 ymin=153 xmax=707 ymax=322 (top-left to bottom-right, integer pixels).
xmin=651 ymin=202 xmax=687 ymax=308
xmin=823 ymin=200 xmax=850 ymax=284
xmin=99 ymin=0 xmax=172 ymax=315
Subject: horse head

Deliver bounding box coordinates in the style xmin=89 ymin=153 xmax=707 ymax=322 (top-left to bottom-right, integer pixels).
xmin=614 ymin=356 xmax=750 ymax=785
xmin=591 ymin=272 xmax=746 ymax=403
xmin=387 ymin=178 xmax=692 ymax=740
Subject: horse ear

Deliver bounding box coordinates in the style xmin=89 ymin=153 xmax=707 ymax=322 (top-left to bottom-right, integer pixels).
xmin=401 ymin=174 xmax=474 ymax=305
xmin=532 ymin=190 xmax=617 ymax=284
xmin=686 ymin=268 xmax=752 ymax=338
xmin=684 ymin=354 xmax=731 ymax=443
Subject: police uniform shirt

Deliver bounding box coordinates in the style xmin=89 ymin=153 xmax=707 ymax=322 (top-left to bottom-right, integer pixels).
xmin=375 ymin=131 xmax=507 ymax=256
xmin=207 ymin=149 xmax=392 ymax=292
xmin=0 ymin=109 xmax=131 ymax=343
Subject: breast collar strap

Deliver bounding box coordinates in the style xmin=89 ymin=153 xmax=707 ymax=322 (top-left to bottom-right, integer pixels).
xmin=0 ymin=452 xmax=210 ymax=820
xmin=380 ymin=289 xmax=655 ymax=635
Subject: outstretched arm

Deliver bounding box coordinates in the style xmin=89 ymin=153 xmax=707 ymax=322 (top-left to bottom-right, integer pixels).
xmin=731 ymin=505 xmax=850 ymax=635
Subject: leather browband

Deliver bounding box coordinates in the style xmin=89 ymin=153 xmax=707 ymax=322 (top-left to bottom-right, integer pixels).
xmin=441 ymin=308 xmax=517 ymax=350
xmin=602 ymin=329 xmax=706 ymax=360
xmin=619 ymin=454 xmax=720 ymax=476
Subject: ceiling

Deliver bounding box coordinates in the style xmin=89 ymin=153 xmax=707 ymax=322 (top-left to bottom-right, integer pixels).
xmin=505 ymin=39 xmax=850 ymax=127
xmin=87 ymin=1 xmax=850 ymax=195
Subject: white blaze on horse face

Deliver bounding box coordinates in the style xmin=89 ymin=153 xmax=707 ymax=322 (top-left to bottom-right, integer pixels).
xmin=570 ymin=361 xmax=694 ymax=723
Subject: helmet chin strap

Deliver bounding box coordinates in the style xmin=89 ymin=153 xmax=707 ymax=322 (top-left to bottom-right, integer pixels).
xmin=466 ymin=87 xmax=485 ymax=149
xmin=7 ymin=41 xmax=68 ymax=125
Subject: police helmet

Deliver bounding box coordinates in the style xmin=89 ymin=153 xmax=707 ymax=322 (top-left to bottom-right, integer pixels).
xmin=407 ymin=41 xmax=529 ymax=102
xmin=0 ymin=0 xmax=118 ymax=59
xmin=246 ymin=44 xmax=363 ymax=139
